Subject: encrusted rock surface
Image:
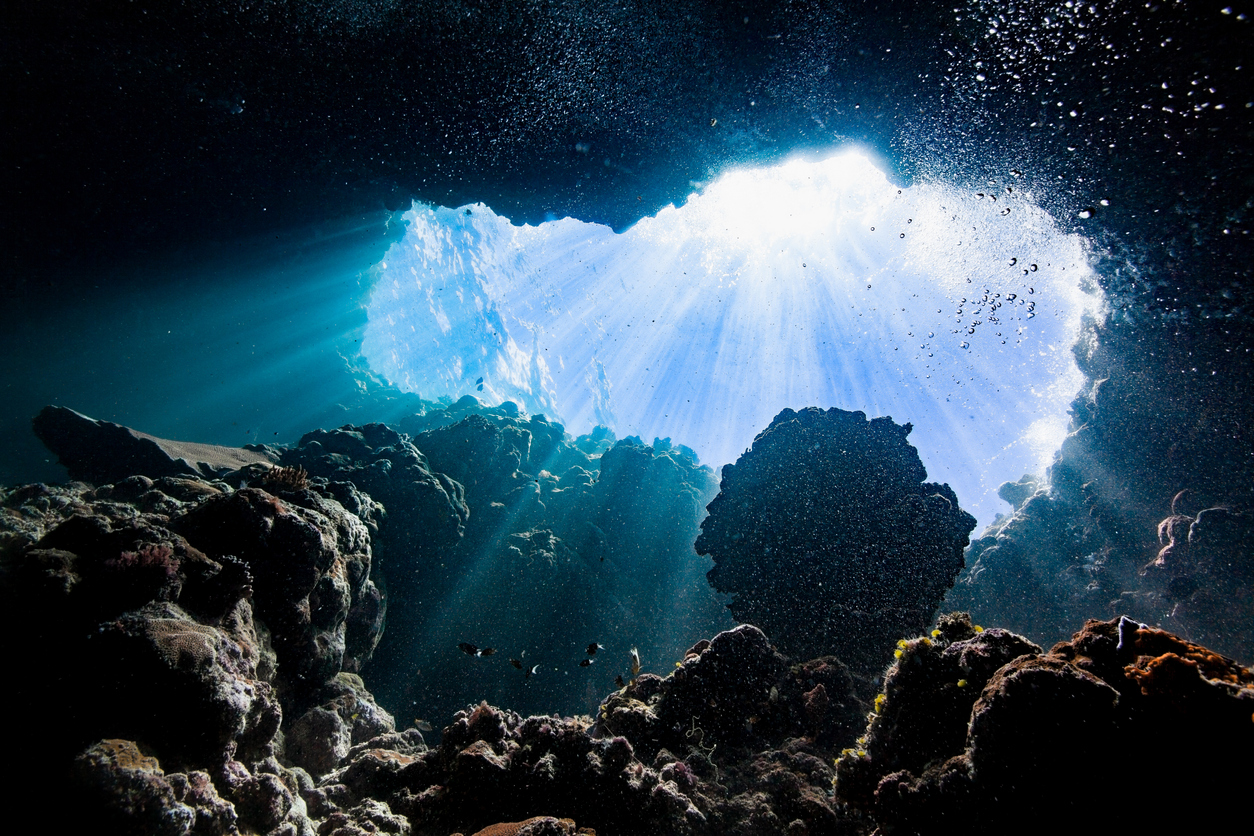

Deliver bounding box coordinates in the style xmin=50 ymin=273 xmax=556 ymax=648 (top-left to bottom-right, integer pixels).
xmin=696 ymin=407 xmax=977 ymax=672
xmin=7 ymin=407 xmax=1248 ymax=835
xmin=835 ymin=614 xmax=1254 ymax=835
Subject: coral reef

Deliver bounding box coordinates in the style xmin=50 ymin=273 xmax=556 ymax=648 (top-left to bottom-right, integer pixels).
xmin=319 ymin=625 xmax=862 ymax=836
xmin=696 ymin=407 xmax=977 ymax=673
xmin=0 ymin=474 xmax=397 ymax=836
xmin=836 ymin=614 xmax=1254 ymax=834
xmin=952 ymin=323 xmax=1254 ymax=664
xmin=8 ymin=405 xmax=1250 ymax=836
xmin=278 ymin=410 xmax=729 ymax=724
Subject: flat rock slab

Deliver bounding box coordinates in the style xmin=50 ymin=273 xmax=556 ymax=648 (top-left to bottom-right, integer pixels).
xmin=33 ymin=405 xmax=278 ymax=484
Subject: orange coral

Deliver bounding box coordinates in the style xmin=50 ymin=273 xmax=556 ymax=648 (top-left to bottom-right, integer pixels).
xmin=255 ymin=464 xmax=309 ymax=492
xmin=1123 ymin=623 xmax=1254 ymax=688
xmin=91 ymin=739 xmax=162 ymax=774
xmin=464 ymin=818 xmax=589 ymax=836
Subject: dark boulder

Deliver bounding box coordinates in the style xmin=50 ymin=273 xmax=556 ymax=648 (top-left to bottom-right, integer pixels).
xmin=696 ymin=407 xmax=977 ymax=672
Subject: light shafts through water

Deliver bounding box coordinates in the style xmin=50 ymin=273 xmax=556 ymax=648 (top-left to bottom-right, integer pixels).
xmin=364 ymin=151 xmax=1102 ymax=526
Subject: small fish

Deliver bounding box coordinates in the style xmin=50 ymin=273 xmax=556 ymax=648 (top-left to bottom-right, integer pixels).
xmin=479 ymin=647 xmax=496 ymax=657
xmin=459 ymin=642 xmax=494 ymax=657
xmin=615 ymin=675 xmax=625 ymax=687
xmin=579 ymin=659 xmax=594 ymax=667
xmin=477 ymin=384 xmax=484 ymax=391
xmin=629 ymin=647 xmax=641 ymax=678
xmin=414 ymin=719 xmax=433 ymax=732
xmin=510 ymin=658 xmax=524 ymax=669
xmin=586 ymin=642 xmax=603 ymax=655
xmin=476 ymin=376 xmax=484 ymax=384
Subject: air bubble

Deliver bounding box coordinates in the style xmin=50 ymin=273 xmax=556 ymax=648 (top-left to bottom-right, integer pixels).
xmin=1029 ymin=286 xmax=1035 ymax=292
xmin=1007 ymin=293 xmax=1016 ymax=301
xmin=1009 ymin=258 xmax=1017 ymax=266
xmin=1001 ymin=208 xmax=1011 ymax=216
xmin=960 ymin=341 xmax=970 ymax=349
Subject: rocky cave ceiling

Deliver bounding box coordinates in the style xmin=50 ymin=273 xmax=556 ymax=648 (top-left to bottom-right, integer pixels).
xmin=5 ymin=0 xmax=1250 ymax=305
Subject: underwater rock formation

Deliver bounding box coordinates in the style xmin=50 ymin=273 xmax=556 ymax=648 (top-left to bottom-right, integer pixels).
xmin=2 ymin=476 xmax=1246 ymax=836
xmin=33 ymin=405 xmax=279 ymax=484
xmin=320 ymin=625 xmax=863 ymax=836
xmin=0 ymin=474 xmax=398 ymax=836
xmin=25 ymin=404 xmax=729 ymax=730
xmin=835 ymin=613 xmax=1254 ymax=835
xmin=696 ymin=407 xmax=977 ymax=673
xmin=276 ymin=406 xmax=728 ymax=724
xmin=952 ymin=322 xmax=1254 ymax=665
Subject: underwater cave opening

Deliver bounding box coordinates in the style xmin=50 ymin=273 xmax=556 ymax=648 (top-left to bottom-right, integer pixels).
xmin=362 ymin=149 xmax=1104 ymax=528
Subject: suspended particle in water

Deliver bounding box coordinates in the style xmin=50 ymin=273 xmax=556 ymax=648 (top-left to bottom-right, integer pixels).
xmin=1078 ymin=208 xmax=1094 ymax=219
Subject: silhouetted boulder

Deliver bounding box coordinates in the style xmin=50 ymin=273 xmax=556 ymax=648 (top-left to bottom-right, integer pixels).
xmin=696 ymin=407 xmax=977 ymax=673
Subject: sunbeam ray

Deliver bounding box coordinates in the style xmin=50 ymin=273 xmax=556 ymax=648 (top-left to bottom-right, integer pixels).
xmin=364 ymin=150 xmax=1103 ymax=525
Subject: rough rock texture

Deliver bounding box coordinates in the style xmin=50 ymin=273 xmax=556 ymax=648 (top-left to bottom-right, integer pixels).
xmin=318 ymin=626 xmax=863 ymax=836
xmin=0 ymin=474 xmax=396 ymax=836
xmin=286 ymin=673 xmax=397 ymax=778
xmin=834 ymin=614 xmax=1254 ymax=835
xmin=696 ymin=407 xmax=977 ymax=672
xmin=175 ymin=484 xmax=381 ymax=706
xmin=74 ymin=738 xmax=239 ymax=836
xmin=33 ymin=405 xmax=278 ymax=484
xmin=278 ymin=407 xmax=729 ymax=725
xmin=951 ymin=323 xmax=1254 ymax=665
